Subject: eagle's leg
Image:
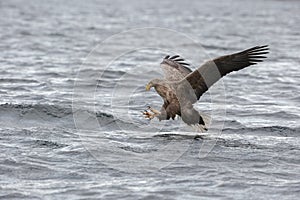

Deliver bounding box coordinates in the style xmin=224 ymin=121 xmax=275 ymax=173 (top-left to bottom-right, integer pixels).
xmin=148 ymin=106 xmax=160 ymax=115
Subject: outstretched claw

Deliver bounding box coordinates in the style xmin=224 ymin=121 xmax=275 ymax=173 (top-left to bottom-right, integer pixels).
xmin=142 ymin=110 xmax=155 ymax=119
xmin=142 ymin=106 xmax=161 ymax=120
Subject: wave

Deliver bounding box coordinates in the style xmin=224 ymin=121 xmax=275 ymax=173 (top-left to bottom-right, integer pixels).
xmin=34 ymin=139 xmax=68 ymax=149
xmin=0 ymin=103 xmax=117 ymax=129
xmin=0 ymin=104 xmax=299 ymax=137
xmin=222 ymin=126 xmax=300 ymax=137
xmin=0 ymin=78 xmax=39 ymax=84
xmin=0 ymin=103 xmax=73 ymax=118
xmin=234 ymin=111 xmax=300 ymax=119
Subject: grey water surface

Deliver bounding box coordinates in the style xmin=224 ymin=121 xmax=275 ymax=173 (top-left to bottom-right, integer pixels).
xmin=0 ymin=0 xmax=299 ymax=199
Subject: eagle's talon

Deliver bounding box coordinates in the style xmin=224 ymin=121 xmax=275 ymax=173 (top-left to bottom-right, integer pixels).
xmin=142 ymin=107 xmax=159 ymax=120
xmin=142 ymin=110 xmax=154 ymax=120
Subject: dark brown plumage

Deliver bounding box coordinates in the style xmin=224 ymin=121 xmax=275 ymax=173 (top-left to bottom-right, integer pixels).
xmin=185 ymin=45 xmax=269 ymax=100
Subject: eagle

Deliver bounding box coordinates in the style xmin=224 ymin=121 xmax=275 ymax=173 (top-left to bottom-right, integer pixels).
xmin=143 ymin=45 xmax=269 ymax=131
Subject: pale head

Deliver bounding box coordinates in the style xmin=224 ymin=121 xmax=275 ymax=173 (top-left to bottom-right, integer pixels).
xmin=145 ymin=78 xmax=164 ymax=91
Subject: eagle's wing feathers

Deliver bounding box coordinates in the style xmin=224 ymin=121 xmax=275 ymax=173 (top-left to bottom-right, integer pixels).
xmin=183 ymin=45 xmax=269 ymax=100
xmin=160 ymin=55 xmax=192 ymax=81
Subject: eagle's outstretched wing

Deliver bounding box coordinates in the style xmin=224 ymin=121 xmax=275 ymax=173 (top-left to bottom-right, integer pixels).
xmin=160 ymin=55 xmax=192 ymax=81
xmin=182 ymin=45 xmax=269 ymax=101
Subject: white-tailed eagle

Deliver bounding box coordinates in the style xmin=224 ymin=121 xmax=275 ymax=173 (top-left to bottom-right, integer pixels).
xmin=143 ymin=45 xmax=269 ymax=131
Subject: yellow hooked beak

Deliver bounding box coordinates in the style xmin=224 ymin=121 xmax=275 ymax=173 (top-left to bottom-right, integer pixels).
xmin=145 ymin=83 xmax=151 ymax=91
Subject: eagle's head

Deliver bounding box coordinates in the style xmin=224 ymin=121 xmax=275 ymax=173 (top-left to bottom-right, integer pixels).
xmin=145 ymin=79 xmax=164 ymax=91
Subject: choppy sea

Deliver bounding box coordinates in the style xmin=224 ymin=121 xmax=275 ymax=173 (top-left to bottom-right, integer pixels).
xmin=0 ymin=0 xmax=299 ymax=199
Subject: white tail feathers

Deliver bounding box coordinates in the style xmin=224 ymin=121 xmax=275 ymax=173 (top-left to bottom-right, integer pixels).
xmin=191 ymin=124 xmax=207 ymax=133
xmin=190 ymin=112 xmax=211 ymax=133
xmin=199 ymin=112 xmax=211 ymax=129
